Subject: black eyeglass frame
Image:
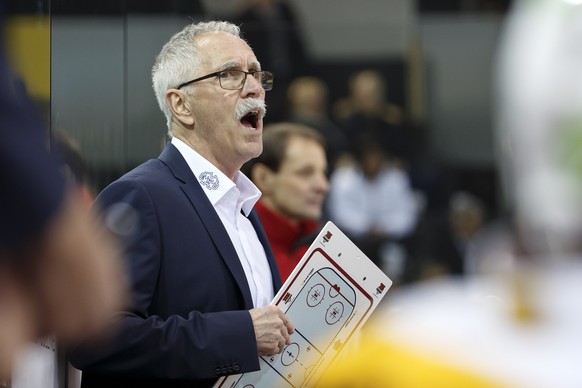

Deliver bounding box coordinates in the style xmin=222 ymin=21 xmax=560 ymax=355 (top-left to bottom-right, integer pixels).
xmin=176 ymin=69 xmax=273 ymax=91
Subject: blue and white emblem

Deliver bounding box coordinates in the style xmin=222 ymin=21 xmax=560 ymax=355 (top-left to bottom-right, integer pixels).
xmin=199 ymin=171 xmax=220 ymax=190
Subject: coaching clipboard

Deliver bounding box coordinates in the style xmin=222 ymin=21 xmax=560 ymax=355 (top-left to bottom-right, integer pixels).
xmin=214 ymin=221 xmax=392 ymax=388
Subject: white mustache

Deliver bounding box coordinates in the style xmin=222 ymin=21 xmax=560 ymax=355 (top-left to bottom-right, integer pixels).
xmin=235 ymin=98 xmax=267 ymax=121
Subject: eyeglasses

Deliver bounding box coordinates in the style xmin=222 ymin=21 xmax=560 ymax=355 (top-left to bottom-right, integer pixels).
xmin=176 ymin=69 xmax=273 ymax=91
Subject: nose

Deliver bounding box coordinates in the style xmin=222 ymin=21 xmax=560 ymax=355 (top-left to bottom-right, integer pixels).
xmin=241 ymin=73 xmax=264 ymax=98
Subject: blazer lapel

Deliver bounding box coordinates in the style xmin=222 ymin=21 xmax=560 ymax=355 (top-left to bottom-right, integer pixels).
xmin=248 ymin=210 xmax=282 ymax=292
xmin=158 ymin=143 xmax=254 ymax=309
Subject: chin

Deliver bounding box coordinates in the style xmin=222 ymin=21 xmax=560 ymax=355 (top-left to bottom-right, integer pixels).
xmin=301 ymin=211 xmax=321 ymax=222
xmin=249 ymin=143 xmax=263 ymax=158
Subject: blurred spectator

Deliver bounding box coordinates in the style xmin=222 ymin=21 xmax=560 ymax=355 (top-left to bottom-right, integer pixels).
xmin=234 ymin=0 xmax=310 ymax=122
xmin=243 ymin=122 xmax=329 ymax=282
xmin=10 ymin=131 xmax=98 ymax=388
xmin=326 ymin=138 xmax=421 ymax=280
xmin=334 ymin=69 xmax=413 ymax=167
xmin=0 ymin=3 xmax=127 ymax=381
xmin=286 ymin=76 xmax=349 ymax=172
xmin=407 ymin=191 xmax=486 ymax=281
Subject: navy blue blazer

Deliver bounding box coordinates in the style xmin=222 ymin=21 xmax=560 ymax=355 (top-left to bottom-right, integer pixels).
xmin=70 ymin=143 xmax=282 ymax=388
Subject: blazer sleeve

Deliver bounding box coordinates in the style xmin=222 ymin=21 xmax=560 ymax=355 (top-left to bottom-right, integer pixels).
xmin=68 ymin=178 xmax=260 ymax=380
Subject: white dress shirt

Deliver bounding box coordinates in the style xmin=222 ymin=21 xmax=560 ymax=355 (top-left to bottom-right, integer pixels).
xmin=327 ymin=164 xmax=419 ymax=239
xmin=171 ymin=137 xmax=274 ymax=307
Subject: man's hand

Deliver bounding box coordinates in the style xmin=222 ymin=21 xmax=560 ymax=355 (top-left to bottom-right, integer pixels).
xmin=249 ymin=304 xmax=295 ymax=356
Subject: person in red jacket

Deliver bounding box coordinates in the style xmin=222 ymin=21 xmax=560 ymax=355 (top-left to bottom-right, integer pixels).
xmin=243 ymin=122 xmax=329 ymax=282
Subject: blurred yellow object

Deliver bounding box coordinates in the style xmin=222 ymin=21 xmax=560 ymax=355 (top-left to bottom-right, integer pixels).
xmin=5 ymin=15 xmax=50 ymax=100
xmin=317 ymin=335 xmax=506 ymax=388
xmin=315 ymin=259 xmax=582 ymax=388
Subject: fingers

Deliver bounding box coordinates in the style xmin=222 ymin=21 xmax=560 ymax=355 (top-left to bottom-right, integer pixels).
xmin=272 ymin=306 xmax=294 ymax=349
xmin=280 ymin=320 xmax=292 ymax=346
xmin=280 ymin=312 xmax=295 ymax=342
xmin=250 ymin=305 xmax=295 ymax=356
xmin=277 ymin=336 xmax=286 ymax=353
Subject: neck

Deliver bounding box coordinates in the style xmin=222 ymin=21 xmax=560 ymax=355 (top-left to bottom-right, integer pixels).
xmin=261 ymin=198 xmax=301 ymax=225
xmin=172 ymin=132 xmax=240 ymax=180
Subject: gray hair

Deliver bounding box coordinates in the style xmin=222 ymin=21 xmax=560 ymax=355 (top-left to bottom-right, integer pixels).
xmin=151 ymin=21 xmax=241 ymax=135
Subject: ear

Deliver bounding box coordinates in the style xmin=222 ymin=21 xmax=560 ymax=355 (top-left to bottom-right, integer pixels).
xmin=251 ymin=163 xmax=275 ymax=194
xmin=166 ymin=89 xmax=194 ymax=126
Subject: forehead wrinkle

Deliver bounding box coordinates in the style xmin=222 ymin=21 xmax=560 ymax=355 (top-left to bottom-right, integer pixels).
xmin=219 ymin=60 xmax=261 ymax=71
xmin=220 ymin=60 xmax=242 ymax=70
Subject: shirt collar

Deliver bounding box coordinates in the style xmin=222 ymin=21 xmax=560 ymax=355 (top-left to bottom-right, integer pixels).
xmin=234 ymin=170 xmax=262 ymax=216
xmin=171 ymin=137 xmax=261 ymax=215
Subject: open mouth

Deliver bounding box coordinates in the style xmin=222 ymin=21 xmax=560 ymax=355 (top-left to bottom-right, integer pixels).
xmin=240 ymin=110 xmax=260 ymax=129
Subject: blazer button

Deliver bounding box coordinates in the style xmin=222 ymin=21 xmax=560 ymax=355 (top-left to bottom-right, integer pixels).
xmin=233 ymin=363 xmax=240 ymax=372
xmin=221 ymin=366 xmax=228 ymax=374
xmin=215 ymin=367 xmax=222 ymax=375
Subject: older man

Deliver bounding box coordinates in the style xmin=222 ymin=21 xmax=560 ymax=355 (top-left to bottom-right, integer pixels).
xmin=69 ymin=21 xmax=294 ymax=388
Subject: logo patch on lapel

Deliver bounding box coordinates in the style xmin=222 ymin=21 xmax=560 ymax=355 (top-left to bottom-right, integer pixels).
xmin=199 ymin=171 xmax=220 ymax=190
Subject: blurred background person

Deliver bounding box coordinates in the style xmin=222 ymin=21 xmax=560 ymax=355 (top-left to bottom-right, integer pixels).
xmin=0 ymin=2 xmax=127 ymax=381
xmin=326 ymin=136 xmax=421 ymax=282
xmin=334 ymin=69 xmax=413 ymax=169
xmin=286 ymin=75 xmax=349 ymax=173
xmin=243 ymin=122 xmax=329 ymax=283
xmin=407 ymin=190 xmax=487 ymax=281
xmin=10 ymin=130 xmax=100 ymax=388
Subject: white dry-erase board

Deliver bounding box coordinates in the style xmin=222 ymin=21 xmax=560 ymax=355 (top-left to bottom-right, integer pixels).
xmin=214 ymin=221 xmax=392 ymax=388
